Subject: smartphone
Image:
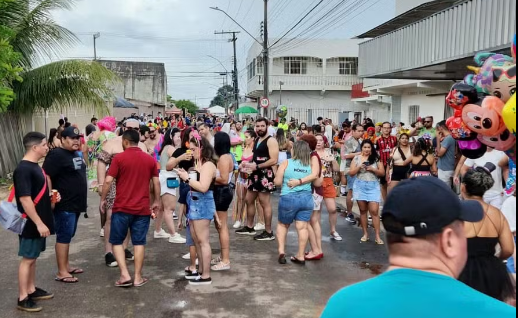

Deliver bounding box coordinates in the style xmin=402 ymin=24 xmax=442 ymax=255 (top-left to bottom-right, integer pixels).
xmin=363 ymin=161 xmax=371 ymax=167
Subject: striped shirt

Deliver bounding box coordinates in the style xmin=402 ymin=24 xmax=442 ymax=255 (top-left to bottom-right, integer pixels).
xmin=376 ymin=136 xmax=398 ymax=167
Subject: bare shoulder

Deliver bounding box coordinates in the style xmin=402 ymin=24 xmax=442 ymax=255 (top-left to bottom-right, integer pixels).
xmin=268 ymin=136 xmax=279 ymax=147
xmin=138 ymin=142 xmax=148 ymax=153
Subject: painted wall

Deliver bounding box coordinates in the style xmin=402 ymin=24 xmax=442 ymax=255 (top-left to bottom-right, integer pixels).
xmin=401 ymin=92 xmax=447 ymax=125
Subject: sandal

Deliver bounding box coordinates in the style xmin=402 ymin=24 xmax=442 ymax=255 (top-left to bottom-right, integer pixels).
xmin=278 ymin=254 xmax=287 ymax=265
xmin=55 ymin=276 xmax=79 ymax=284
xmin=305 ymin=253 xmax=324 ymax=261
xmin=134 ymin=278 xmax=149 ymax=288
xmin=290 ymin=256 xmax=306 ymax=266
xmin=68 ymin=268 xmax=84 ymax=275
xmin=360 ymin=236 xmax=370 ymax=243
xmin=115 ymin=280 xmax=133 ymax=288
xmin=211 ymin=262 xmax=231 ymax=272
xmin=375 ymin=239 xmax=385 ymax=245
xmin=210 ymin=256 xmax=222 ymax=266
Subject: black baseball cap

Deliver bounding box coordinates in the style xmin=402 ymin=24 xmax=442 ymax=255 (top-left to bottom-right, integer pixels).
xmin=382 ymin=177 xmax=483 ymax=236
xmin=61 ymin=126 xmax=81 ymax=138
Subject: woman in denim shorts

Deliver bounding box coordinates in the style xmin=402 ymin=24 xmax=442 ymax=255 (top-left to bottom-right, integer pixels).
xmin=274 ymin=141 xmax=318 ymax=266
xmin=176 ymin=134 xmax=217 ymax=286
xmin=349 ymin=139 xmax=386 ymax=245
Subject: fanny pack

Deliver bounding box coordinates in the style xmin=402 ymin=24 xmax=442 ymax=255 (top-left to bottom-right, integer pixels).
xmin=409 ymin=171 xmax=432 ymax=178
xmin=0 ymin=170 xmax=47 ymax=235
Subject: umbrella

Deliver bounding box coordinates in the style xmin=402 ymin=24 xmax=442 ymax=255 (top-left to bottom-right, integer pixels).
xmin=235 ymin=106 xmax=258 ymax=114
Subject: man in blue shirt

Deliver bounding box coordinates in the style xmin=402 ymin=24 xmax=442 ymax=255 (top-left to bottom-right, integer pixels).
xmin=321 ymin=177 xmax=516 ymax=318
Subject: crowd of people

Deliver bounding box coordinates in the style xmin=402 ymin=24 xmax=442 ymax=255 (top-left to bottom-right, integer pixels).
xmin=9 ymin=112 xmax=516 ymax=315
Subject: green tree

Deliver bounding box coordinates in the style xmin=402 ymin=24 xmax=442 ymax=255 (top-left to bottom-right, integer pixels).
xmin=173 ymin=99 xmax=198 ymax=115
xmin=0 ymin=0 xmax=117 ymax=114
xmin=210 ymin=85 xmax=235 ymax=107
xmin=0 ymin=0 xmax=22 ymax=112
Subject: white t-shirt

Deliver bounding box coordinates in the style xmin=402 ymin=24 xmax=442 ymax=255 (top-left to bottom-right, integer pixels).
xmin=465 ymin=150 xmax=506 ymax=198
xmin=268 ymin=126 xmax=276 ymax=137
xmin=502 ymin=196 xmax=516 ymax=233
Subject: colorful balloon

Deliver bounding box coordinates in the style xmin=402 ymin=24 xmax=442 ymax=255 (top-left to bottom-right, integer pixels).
xmin=276 ymin=105 xmax=288 ymax=119
xmin=457 ymin=133 xmax=487 ymax=160
xmin=512 ymin=34 xmax=516 ymax=63
xmin=462 ymin=96 xmax=506 ymax=137
xmin=502 ymin=93 xmax=516 ymax=136
xmin=446 ymin=83 xmax=479 ymax=111
xmin=464 ymin=53 xmax=515 ymax=100
xmin=478 ymin=129 xmax=516 ymax=151
xmin=491 ymin=64 xmax=516 ymax=103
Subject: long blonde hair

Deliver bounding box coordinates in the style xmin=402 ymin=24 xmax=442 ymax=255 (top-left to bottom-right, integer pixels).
xmin=291 ymin=141 xmax=311 ymax=166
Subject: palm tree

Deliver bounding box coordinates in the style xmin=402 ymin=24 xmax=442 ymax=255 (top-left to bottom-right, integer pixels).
xmin=0 ymin=0 xmax=117 ymax=114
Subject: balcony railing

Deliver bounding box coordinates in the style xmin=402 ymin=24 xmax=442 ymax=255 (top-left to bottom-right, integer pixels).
xmin=247 ymin=74 xmax=361 ymax=94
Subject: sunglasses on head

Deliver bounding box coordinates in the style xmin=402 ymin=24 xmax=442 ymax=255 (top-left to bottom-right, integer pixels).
xmin=493 ymin=66 xmax=516 ymax=82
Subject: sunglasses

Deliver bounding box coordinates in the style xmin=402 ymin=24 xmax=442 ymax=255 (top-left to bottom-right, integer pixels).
xmin=149 ymin=130 xmax=157 ymax=134
xmin=424 ymin=121 xmax=432 ymax=123
xmin=493 ymin=66 xmax=516 ymax=81
xmin=125 ymin=126 xmax=139 ymax=131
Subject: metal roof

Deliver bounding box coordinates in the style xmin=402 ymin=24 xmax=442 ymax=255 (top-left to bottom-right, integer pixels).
xmin=356 ymin=0 xmax=461 ymax=39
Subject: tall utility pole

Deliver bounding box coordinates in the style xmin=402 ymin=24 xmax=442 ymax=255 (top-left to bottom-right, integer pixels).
xmin=215 ymin=31 xmax=240 ymax=116
xmin=263 ymin=0 xmax=269 ymax=117
xmin=93 ymin=33 xmax=101 ymax=60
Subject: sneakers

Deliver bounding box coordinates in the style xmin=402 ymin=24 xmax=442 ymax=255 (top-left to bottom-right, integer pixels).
xmin=254 ymin=223 xmax=266 ymax=231
xmin=154 ymin=229 xmax=171 ymax=239
xmin=125 ymin=249 xmax=134 ymax=261
xmin=236 ymin=226 xmax=256 ymax=236
xmin=29 ymin=288 xmax=54 ymax=301
xmin=17 ymin=297 xmax=42 ymax=312
xmin=185 ymin=270 xmax=201 ymax=280
xmin=99 ymin=228 xmax=105 ymax=237
xmin=254 ymin=231 xmax=275 ymax=241
xmin=331 ymin=231 xmax=343 ymax=241
xmin=346 ymin=214 xmax=357 ymax=224
xmin=173 ymin=212 xmax=179 ymax=220
xmin=232 ymin=221 xmax=242 ymax=229
xmin=188 ymin=276 xmax=212 ymax=286
xmin=169 ymin=233 xmax=187 ymax=244
xmin=182 ymin=252 xmax=191 ymax=260
xmin=105 ymin=252 xmax=118 ymax=267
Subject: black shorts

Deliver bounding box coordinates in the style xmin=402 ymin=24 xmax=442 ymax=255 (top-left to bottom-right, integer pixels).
xmin=391 ymin=165 xmax=410 ymax=182
xmin=214 ymin=184 xmax=235 ymax=212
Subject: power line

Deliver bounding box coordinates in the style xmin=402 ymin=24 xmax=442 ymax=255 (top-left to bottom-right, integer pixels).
xmin=269 ymin=0 xmax=324 ymax=48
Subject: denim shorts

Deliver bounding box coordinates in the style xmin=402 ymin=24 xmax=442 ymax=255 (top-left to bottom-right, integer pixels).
xmin=278 ymin=191 xmax=313 ymax=225
xmin=346 ymin=175 xmax=357 ymax=192
xmin=353 ymin=180 xmax=381 ymax=203
xmin=187 ymin=191 xmax=216 ymax=221
xmin=18 ymin=237 xmax=46 ymax=259
xmin=178 ymin=182 xmax=190 ymax=205
xmin=109 ymin=212 xmax=151 ymax=246
xmin=185 ymin=224 xmax=194 ymax=247
xmin=54 ymin=211 xmax=80 ymax=244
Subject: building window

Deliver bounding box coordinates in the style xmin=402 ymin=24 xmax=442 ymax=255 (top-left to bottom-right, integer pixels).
xmin=408 ymin=105 xmax=420 ymax=124
xmin=248 ymin=58 xmax=256 ymax=81
xmin=257 ymin=56 xmax=264 ymax=75
xmin=284 ymin=57 xmax=307 ymax=75
xmin=339 ymin=57 xmax=358 ymax=75
xmin=354 ymin=112 xmax=362 ymax=123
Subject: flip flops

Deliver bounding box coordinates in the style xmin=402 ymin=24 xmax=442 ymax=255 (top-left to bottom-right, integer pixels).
xmin=115 ymin=280 xmax=133 ymax=288
xmin=68 ymin=268 xmax=84 ymax=275
xmin=55 ymin=276 xmax=79 ymax=284
xmin=134 ymin=278 xmax=149 ymax=288
xmin=290 ymin=256 xmax=306 ymax=266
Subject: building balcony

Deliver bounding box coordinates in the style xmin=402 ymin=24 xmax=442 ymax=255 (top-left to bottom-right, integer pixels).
xmin=247 ymin=74 xmax=361 ymax=97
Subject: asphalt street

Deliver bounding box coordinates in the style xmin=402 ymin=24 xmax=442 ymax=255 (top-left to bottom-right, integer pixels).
xmin=0 ymin=192 xmax=388 ymax=318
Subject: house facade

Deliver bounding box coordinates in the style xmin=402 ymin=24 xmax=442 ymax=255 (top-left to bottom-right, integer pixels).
xmin=353 ymin=0 xmax=516 ymax=125
xmin=246 ymin=39 xmax=364 ymax=125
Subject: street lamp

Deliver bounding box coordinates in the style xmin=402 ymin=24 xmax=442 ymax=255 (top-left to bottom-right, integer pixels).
xmin=208 ymin=55 xmax=229 ymax=73
xmin=209 ymin=7 xmax=262 ymax=46
xmin=279 ymin=81 xmax=284 ymax=105
xmin=93 ymin=32 xmax=101 ymax=60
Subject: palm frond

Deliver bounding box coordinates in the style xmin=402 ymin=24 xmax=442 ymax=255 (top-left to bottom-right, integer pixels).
xmin=11 ymin=60 xmax=119 ymax=115
xmin=7 ymin=0 xmax=79 ymax=69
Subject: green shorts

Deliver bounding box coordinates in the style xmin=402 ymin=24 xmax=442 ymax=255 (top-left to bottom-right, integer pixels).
xmin=18 ymin=237 xmax=46 ymax=259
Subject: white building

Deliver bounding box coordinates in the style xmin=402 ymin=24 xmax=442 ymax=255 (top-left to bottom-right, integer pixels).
xmin=353 ymin=0 xmax=516 ymax=125
xmin=246 ymin=39 xmax=364 ymax=124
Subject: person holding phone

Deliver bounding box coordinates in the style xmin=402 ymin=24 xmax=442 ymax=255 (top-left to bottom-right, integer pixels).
xmin=175 ymin=134 xmax=218 ymax=286
xmin=349 ymin=139 xmax=386 ymax=245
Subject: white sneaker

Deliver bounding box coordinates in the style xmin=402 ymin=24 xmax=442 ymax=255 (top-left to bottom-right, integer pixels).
xmin=154 ymin=229 xmax=171 ymax=239
xmin=331 ymin=231 xmax=343 ymax=242
xmin=254 ymin=223 xmax=265 ymax=231
xmin=169 ymin=233 xmax=187 ymax=244
xmin=173 ymin=212 xmax=179 ymax=220
xmin=233 ymin=221 xmax=242 ymax=229
xmin=99 ymin=228 xmax=105 ymax=238
xmin=182 ymin=252 xmax=191 ymax=260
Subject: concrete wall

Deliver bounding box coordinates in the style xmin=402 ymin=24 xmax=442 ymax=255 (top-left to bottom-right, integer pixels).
xmin=400 ymin=92 xmax=447 ymax=125
xmin=100 ymin=60 xmax=167 ymax=106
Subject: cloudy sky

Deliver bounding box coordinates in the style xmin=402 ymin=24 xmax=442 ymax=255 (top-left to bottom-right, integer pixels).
xmin=51 ymin=0 xmax=396 ymax=107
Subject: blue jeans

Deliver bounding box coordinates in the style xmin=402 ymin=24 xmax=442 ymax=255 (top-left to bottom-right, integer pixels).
xmin=278 ymin=191 xmax=313 ymax=225
xmin=187 ymin=191 xmax=216 ymax=221
xmin=109 ymin=212 xmax=151 ymax=246
xmin=54 ymin=211 xmax=80 ymax=244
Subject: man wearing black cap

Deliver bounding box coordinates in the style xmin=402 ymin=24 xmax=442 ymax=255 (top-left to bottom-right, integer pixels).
xmin=43 ymin=126 xmax=87 ymax=284
xmin=321 ymin=177 xmax=516 ymax=318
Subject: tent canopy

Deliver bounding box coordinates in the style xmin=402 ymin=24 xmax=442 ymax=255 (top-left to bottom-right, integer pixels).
xmin=165 ymin=106 xmax=182 ymax=115
xmin=207 ymin=106 xmax=226 ymax=115
xmin=114 ymin=97 xmax=136 ymax=108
